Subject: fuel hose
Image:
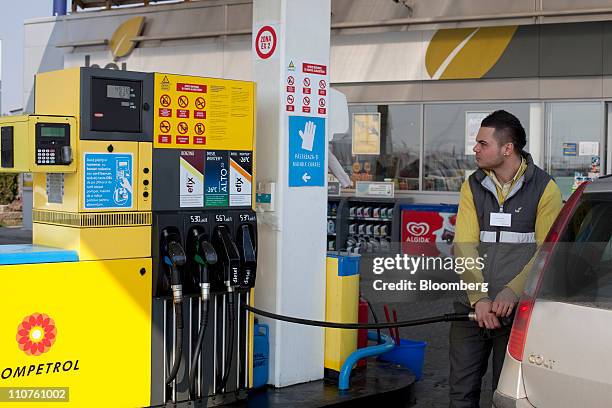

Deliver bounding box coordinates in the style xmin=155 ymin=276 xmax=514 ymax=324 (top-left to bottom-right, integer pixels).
xmin=244 ymin=305 xmax=513 ymax=329
xmin=188 ymin=301 xmax=209 ymax=399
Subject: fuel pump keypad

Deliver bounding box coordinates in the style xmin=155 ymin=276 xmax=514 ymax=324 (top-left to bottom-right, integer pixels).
xmin=36 ymin=148 xmax=56 ymax=165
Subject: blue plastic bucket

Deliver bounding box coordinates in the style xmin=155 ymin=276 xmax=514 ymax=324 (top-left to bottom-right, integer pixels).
xmin=378 ymin=338 xmax=427 ymax=380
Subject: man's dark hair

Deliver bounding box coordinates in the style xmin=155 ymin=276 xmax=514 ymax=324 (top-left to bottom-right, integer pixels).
xmin=480 ymin=110 xmax=527 ymax=153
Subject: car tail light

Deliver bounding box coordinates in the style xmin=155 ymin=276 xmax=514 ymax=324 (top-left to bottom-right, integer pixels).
xmin=507 ymin=182 xmax=588 ymax=361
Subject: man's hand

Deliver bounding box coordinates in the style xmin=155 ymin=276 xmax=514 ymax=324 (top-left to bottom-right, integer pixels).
xmin=491 ymin=287 xmax=518 ymax=318
xmin=474 ymin=298 xmax=501 ymax=329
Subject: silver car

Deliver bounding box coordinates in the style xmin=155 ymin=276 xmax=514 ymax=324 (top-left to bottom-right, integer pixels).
xmin=494 ymin=175 xmax=612 ymax=408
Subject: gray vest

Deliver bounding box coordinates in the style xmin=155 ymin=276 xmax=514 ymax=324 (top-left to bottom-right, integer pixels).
xmin=467 ymin=153 xmax=552 ymax=298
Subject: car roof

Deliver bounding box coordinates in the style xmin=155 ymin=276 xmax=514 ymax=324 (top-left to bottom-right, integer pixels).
xmin=584 ymin=174 xmax=612 ymax=194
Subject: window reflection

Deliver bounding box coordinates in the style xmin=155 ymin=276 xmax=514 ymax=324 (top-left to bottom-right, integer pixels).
xmin=330 ymin=104 xmax=421 ymax=190
xmin=424 ymin=103 xmax=531 ymax=191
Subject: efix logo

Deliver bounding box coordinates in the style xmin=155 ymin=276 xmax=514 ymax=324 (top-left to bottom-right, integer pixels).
xmin=16 ymin=313 xmax=57 ymax=356
xmin=406 ymin=222 xmax=430 ymax=237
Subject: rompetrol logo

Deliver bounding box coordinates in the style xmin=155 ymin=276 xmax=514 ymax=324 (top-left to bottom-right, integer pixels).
xmin=109 ymin=16 xmax=145 ymax=60
xmin=16 ymin=313 xmax=57 ymax=356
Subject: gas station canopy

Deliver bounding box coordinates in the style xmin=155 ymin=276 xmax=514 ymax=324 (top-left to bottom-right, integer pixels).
xmin=70 ymin=0 xmax=190 ymax=12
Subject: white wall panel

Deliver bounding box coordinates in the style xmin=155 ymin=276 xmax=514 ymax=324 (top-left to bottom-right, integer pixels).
xmin=331 ymin=31 xmax=424 ymax=83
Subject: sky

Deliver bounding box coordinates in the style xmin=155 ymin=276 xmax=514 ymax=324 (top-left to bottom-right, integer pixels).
xmin=0 ymin=0 xmax=54 ymax=114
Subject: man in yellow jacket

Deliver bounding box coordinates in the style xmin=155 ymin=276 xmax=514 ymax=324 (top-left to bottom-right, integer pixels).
xmin=450 ymin=110 xmax=562 ymax=407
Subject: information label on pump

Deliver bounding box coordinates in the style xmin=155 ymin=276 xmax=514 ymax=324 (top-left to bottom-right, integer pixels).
xmin=84 ymin=153 xmax=133 ymax=209
xmin=204 ymin=151 xmax=229 ymax=207
xmin=154 ymin=73 xmax=255 ymax=150
xmin=288 ymin=115 xmax=325 ymax=187
xmin=229 ymin=151 xmax=253 ymax=207
xmin=180 ymin=150 xmax=204 ymax=207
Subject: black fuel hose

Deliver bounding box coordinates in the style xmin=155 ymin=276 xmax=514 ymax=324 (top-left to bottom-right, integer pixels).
xmin=243 ymin=305 xmax=493 ymax=329
xmin=216 ymin=292 xmax=236 ymax=394
xmin=188 ymin=301 xmax=209 ymax=399
xmin=166 ymin=305 xmax=183 ymax=385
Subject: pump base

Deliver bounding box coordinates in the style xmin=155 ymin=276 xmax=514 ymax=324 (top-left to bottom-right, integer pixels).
xmin=243 ymin=359 xmax=416 ymax=407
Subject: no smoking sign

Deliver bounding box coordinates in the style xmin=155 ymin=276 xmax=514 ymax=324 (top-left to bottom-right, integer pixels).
xmin=255 ymin=24 xmax=278 ymax=60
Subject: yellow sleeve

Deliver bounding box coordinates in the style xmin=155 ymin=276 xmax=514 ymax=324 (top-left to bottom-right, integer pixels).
xmin=454 ymin=180 xmax=488 ymax=306
xmin=505 ymin=180 xmax=563 ymax=297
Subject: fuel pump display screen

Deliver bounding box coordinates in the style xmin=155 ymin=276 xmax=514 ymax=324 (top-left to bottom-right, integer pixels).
xmin=107 ymin=85 xmax=131 ymax=99
xmin=40 ymin=127 xmax=66 ymax=138
xmin=91 ymin=77 xmax=142 ymax=133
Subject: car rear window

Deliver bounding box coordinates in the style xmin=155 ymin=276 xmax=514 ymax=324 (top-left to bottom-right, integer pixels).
xmin=539 ymin=194 xmax=612 ymax=308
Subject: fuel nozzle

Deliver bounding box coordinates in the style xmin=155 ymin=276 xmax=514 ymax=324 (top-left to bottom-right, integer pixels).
xmin=161 ymin=228 xmax=187 ymax=390
xmin=237 ymin=224 xmax=257 ymax=289
xmin=212 ymin=225 xmax=241 ymax=292
xmin=187 ymin=227 xmax=218 ymax=399
xmin=189 ymin=228 xmax=218 ymax=301
xmin=162 ymin=229 xmax=187 ymax=304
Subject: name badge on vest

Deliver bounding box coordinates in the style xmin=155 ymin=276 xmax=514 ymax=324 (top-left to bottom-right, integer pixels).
xmin=490 ymin=212 xmax=512 ymax=227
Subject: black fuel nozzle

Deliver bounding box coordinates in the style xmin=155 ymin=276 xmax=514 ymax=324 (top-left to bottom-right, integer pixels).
xmin=162 ymin=229 xmax=186 ymax=304
xmin=237 ymin=224 xmax=257 ymax=289
xmin=189 ymin=227 xmax=218 ymax=301
xmin=212 ymin=225 xmax=241 ymax=292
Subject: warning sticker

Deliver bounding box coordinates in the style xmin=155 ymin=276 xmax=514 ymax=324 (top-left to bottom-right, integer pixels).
xmin=160 ymin=94 xmax=171 ymax=107
xmin=177 ymin=122 xmax=189 ymax=134
xmin=177 ymin=83 xmax=207 ymax=93
xmin=204 ymin=151 xmax=229 ymax=207
xmin=180 ymin=150 xmax=204 ymax=207
xmin=154 ymin=73 xmax=254 ymax=150
xmin=178 ymin=95 xmax=189 ymax=108
xmin=160 ymin=120 xmax=171 ymax=133
xmin=194 ymin=123 xmax=205 ymax=135
xmin=195 ymin=97 xmax=206 ymax=110
xmin=285 ymin=58 xmax=328 ymax=118
xmin=229 ymin=151 xmax=252 ymax=207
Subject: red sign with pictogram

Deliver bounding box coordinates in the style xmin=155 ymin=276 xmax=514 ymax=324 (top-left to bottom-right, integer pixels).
xmin=159 ymin=120 xmax=171 ymax=134
xmin=177 ymin=122 xmax=188 ymax=135
xmin=194 ymin=123 xmax=205 ymax=135
xmin=195 ymin=97 xmax=206 ymax=110
xmin=178 ymin=95 xmax=189 ymax=108
xmin=160 ymin=94 xmax=171 ymax=107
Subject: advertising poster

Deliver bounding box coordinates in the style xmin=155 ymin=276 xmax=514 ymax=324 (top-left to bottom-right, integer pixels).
xmin=352 ymin=113 xmax=381 ymax=155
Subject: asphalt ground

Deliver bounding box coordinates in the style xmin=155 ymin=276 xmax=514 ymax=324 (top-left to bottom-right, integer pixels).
xmin=366 ymin=296 xmax=494 ymax=408
xmin=0 ymin=228 xmax=494 ymax=407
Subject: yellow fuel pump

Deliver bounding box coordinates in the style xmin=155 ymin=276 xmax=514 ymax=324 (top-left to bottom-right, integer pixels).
xmin=0 ymin=67 xmax=257 ymax=407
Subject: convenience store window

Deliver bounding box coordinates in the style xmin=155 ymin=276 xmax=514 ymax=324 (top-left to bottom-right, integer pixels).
xmin=330 ymin=104 xmax=421 ymax=190
xmin=423 ymin=102 xmax=531 ymax=192
xmin=545 ymin=102 xmax=604 ymax=200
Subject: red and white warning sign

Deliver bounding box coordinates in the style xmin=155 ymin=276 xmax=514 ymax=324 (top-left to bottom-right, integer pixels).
xmin=254 ymin=24 xmax=278 ymax=60
xmin=284 ymin=57 xmax=328 ymax=118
